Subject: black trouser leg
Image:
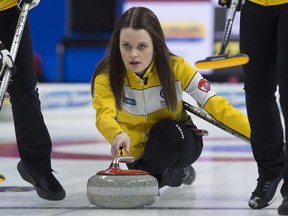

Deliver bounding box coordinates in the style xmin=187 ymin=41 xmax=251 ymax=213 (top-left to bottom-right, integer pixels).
xmin=240 ymin=2 xmax=287 ymax=180
xmin=127 ymin=119 xmax=203 ymax=188
xmin=0 ymin=7 xmax=52 ymax=173
xmin=277 ymin=3 xmax=288 ymax=181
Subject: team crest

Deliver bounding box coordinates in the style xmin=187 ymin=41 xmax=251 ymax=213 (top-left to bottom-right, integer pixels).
xmin=160 ymin=89 xmax=166 ymax=107
xmin=198 ymin=78 xmax=211 ymax=93
xmin=160 ymin=89 xmax=165 ymax=98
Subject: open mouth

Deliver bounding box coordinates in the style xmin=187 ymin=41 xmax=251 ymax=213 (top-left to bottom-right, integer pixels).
xmin=130 ymin=61 xmax=140 ymax=65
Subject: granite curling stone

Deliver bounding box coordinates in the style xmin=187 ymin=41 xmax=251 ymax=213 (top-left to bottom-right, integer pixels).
xmin=87 ymin=156 xmax=159 ymax=208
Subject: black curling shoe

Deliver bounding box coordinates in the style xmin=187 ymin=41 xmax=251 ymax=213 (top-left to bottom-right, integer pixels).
xmin=278 ymin=196 xmax=288 ymax=215
xmin=278 ymin=180 xmax=288 ymax=215
xmin=17 ymin=161 xmax=66 ymax=201
xmin=182 ymin=165 xmax=196 ymax=185
xmin=248 ymin=176 xmax=282 ymax=209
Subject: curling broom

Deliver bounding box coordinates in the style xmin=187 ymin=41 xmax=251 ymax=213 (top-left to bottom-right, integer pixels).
xmin=195 ymin=0 xmax=249 ymax=69
xmin=183 ymin=101 xmax=250 ymax=144
xmin=0 ymin=3 xmax=30 ymax=111
xmin=0 ymin=173 xmax=5 ymax=182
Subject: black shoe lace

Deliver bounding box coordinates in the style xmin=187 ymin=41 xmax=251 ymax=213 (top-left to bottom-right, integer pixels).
xmin=253 ymin=181 xmax=271 ymax=197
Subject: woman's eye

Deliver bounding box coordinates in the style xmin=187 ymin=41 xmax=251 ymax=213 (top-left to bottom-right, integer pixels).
xmin=139 ymin=44 xmax=146 ymax=49
xmin=123 ymin=44 xmax=130 ymax=49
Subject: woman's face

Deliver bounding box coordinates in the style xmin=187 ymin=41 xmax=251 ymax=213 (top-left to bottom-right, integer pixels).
xmin=119 ymin=28 xmax=154 ymax=77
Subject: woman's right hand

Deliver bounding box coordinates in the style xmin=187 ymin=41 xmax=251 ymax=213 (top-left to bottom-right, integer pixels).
xmin=111 ymin=132 xmax=130 ymax=157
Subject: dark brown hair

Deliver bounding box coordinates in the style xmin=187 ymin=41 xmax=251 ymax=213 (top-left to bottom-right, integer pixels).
xmin=91 ymin=7 xmax=177 ymax=111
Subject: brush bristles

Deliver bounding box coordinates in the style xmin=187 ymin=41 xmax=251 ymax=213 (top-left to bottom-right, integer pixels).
xmin=195 ymin=54 xmax=249 ymax=69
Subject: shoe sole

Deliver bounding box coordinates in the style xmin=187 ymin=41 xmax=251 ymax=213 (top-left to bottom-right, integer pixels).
xmin=17 ymin=162 xmax=66 ymax=201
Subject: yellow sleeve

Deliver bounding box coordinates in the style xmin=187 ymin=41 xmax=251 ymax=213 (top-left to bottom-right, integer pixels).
xmin=92 ymin=73 xmax=124 ymax=144
xmin=0 ymin=0 xmax=17 ymax=11
xmin=203 ymin=95 xmax=251 ymax=139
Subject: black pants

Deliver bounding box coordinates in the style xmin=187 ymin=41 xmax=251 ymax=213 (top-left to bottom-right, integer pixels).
xmin=127 ymin=119 xmax=203 ymax=188
xmin=240 ymin=2 xmax=288 ymax=180
xmin=0 ymin=7 xmax=52 ymax=173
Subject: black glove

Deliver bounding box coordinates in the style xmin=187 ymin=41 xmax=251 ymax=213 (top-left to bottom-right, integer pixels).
xmin=218 ymin=0 xmax=244 ymax=11
xmin=0 ymin=43 xmax=17 ymax=77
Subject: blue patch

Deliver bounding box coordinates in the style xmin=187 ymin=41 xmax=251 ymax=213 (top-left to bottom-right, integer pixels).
xmin=123 ymin=97 xmax=136 ymax=105
xmin=40 ymin=91 xmax=91 ymax=109
xmin=217 ymin=91 xmax=246 ymax=108
xmin=204 ymin=145 xmax=252 ymax=152
xmin=0 ymin=186 xmax=35 ymax=192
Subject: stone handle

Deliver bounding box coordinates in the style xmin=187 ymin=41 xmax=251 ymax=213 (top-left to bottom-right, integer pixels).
xmin=112 ymin=156 xmax=135 ymax=166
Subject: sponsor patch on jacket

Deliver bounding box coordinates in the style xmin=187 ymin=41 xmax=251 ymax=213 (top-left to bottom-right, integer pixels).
xmin=123 ymin=96 xmax=136 ymax=105
xmin=198 ymin=78 xmax=210 ymax=93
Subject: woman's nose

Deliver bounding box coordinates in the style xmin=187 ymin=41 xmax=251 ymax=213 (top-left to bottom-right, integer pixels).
xmin=130 ymin=49 xmax=138 ymax=58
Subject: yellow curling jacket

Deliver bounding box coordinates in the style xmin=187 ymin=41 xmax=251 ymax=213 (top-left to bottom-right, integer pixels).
xmin=248 ymin=0 xmax=288 ymax=6
xmin=92 ymin=55 xmax=250 ymax=160
xmin=0 ymin=0 xmax=17 ymax=11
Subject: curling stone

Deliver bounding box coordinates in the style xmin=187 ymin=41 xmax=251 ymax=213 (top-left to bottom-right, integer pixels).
xmin=87 ymin=156 xmax=159 ymax=208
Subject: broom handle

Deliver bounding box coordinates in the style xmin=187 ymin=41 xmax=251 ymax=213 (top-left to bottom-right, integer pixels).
xmin=219 ymin=0 xmax=238 ymax=55
xmin=10 ymin=3 xmax=30 ymax=59
xmin=0 ymin=3 xmax=30 ymax=110
xmin=183 ymin=101 xmax=250 ymax=144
